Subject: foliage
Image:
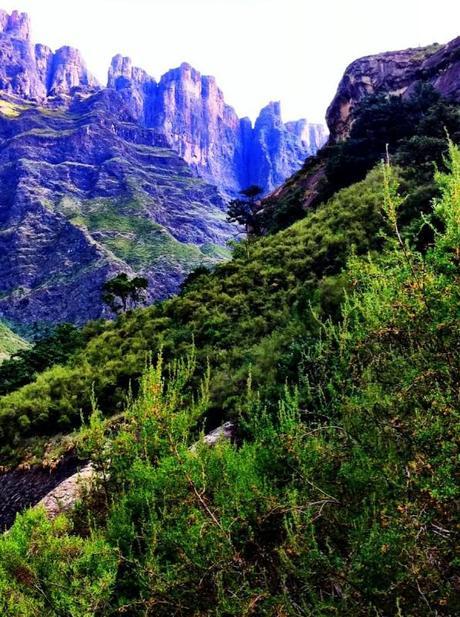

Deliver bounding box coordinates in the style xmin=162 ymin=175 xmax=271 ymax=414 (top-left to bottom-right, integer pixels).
xmin=102 ymin=273 xmax=149 ymax=314
xmin=0 ymin=509 xmax=117 ymax=616
xmin=0 ymin=323 xmax=28 ymax=363
xmin=0 ymin=323 xmax=86 ymax=397
xmin=261 ymin=86 xmax=460 ymax=234
xmin=3 ymin=147 xmax=460 ymax=613
xmin=227 ymin=185 xmax=263 ymax=235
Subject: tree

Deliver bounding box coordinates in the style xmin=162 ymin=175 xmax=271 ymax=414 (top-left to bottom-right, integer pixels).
xmin=102 ymin=273 xmax=148 ymax=314
xmin=227 ymin=185 xmax=263 ymax=235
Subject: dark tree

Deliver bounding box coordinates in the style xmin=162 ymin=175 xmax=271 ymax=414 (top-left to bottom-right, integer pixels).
xmin=102 ymin=273 xmax=149 ymax=314
xmin=227 ymin=185 xmax=263 ymax=235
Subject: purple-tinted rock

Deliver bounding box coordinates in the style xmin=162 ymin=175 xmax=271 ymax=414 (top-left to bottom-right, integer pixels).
xmin=0 ymin=9 xmax=31 ymax=40
xmin=107 ymin=57 xmax=326 ymax=195
xmin=48 ymin=46 xmax=100 ymax=95
xmin=249 ymin=102 xmax=328 ymax=193
xmin=327 ymin=36 xmax=460 ymax=142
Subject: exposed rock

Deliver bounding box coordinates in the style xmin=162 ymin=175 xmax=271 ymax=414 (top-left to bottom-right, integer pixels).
xmin=0 ymin=90 xmax=237 ymax=326
xmin=38 ymin=463 xmax=94 ymax=518
xmin=0 ymin=423 xmax=235 ymax=527
xmin=0 ymin=10 xmax=100 ymax=100
xmin=327 ymin=36 xmax=460 ymax=142
xmin=48 ymin=46 xmax=100 ymax=95
xmin=0 ymin=10 xmax=47 ymax=99
xmin=108 ymin=58 xmax=327 ymax=195
xmin=0 ymin=9 xmax=31 ymax=40
xmin=0 ymin=9 xmax=324 ymax=327
xmin=249 ymin=102 xmax=327 ymax=193
xmin=0 ymin=456 xmax=84 ymax=530
xmin=108 ymin=54 xmax=156 ymax=123
xmin=152 ymin=62 xmax=248 ymax=194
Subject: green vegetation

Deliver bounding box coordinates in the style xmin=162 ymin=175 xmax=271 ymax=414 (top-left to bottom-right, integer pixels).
xmin=61 ymin=194 xmax=223 ymax=271
xmin=0 ymin=323 xmax=28 ymax=363
xmin=102 ymin=273 xmax=149 ymax=314
xmin=1 ymin=145 xmax=459 ymax=615
xmin=227 ymin=184 xmax=264 ymax=235
xmin=0 ymin=324 xmax=86 ymax=397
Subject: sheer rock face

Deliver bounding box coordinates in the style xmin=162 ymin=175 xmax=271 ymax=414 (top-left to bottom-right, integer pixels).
xmin=48 ymin=46 xmax=100 ymax=95
xmin=327 ymin=36 xmax=460 ymax=142
xmin=0 ymin=10 xmax=100 ymax=99
xmin=0 ymin=9 xmax=325 ymax=327
xmin=249 ymin=102 xmax=327 ymax=192
xmin=108 ymin=58 xmax=327 ymax=195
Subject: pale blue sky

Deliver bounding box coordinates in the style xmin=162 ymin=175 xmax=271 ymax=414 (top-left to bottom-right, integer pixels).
xmin=1 ymin=0 xmax=459 ymax=123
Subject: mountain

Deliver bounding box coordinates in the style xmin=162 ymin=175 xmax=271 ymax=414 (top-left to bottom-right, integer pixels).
xmin=0 ymin=31 xmax=459 ymax=615
xmin=327 ymin=36 xmax=460 ymax=142
xmin=0 ymin=9 xmax=325 ymax=328
xmin=107 ymin=56 xmax=327 ymax=194
xmin=0 ymin=87 xmax=235 ymax=327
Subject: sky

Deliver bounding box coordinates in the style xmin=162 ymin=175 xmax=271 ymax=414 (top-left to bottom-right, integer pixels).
xmin=0 ymin=0 xmax=459 ymax=124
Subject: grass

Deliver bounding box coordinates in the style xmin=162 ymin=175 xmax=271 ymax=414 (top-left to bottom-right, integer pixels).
xmin=0 ymin=323 xmax=29 ymax=363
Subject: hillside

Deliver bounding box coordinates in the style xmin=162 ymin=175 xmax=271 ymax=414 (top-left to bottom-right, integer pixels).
xmin=260 ymin=36 xmax=460 ymax=231
xmin=1 ymin=142 xmax=459 ymax=615
xmin=0 ymin=9 xmax=326 ymax=329
xmin=0 ymin=30 xmax=459 ymax=617
xmin=0 ymin=322 xmax=27 ymax=362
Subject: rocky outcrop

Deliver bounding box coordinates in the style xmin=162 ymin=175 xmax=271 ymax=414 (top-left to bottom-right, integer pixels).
xmin=0 ymin=9 xmax=31 ymax=40
xmin=0 ymin=422 xmax=235 ymax=528
xmin=248 ymin=102 xmax=327 ymax=192
xmin=0 ymin=455 xmax=84 ymax=530
xmin=48 ymin=46 xmax=100 ymax=95
xmin=327 ymin=36 xmax=460 ymax=142
xmin=0 ymin=10 xmax=99 ymax=100
xmin=0 ymin=9 xmax=324 ymax=198
xmin=108 ymin=58 xmax=327 ymax=195
xmin=0 ymin=89 xmax=236 ymax=326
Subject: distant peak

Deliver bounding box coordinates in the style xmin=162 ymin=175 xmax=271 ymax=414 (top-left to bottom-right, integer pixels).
xmin=108 ymin=54 xmax=154 ymax=89
xmin=0 ymin=9 xmax=31 ymax=40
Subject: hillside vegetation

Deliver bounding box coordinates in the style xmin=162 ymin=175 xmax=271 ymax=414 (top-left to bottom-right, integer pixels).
xmin=1 ymin=144 xmax=459 ymax=616
xmin=0 ymin=323 xmax=28 ymax=363
xmin=0 ymin=167 xmax=388 ymax=461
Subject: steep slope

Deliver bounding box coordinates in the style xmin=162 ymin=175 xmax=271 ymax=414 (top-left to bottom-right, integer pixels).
xmin=327 ymin=36 xmax=460 ymax=141
xmin=0 ymin=322 xmax=28 ymax=362
xmin=0 ymin=9 xmax=99 ymax=99
xmin=260 ymin=36 xmax=460 ymax=229
xmin=0 ymin=8 xmax=326 ymax=328
xmin=0 ymin=89 xmax=235 ymax=326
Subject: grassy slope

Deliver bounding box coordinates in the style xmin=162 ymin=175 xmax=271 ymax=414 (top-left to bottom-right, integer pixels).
xmin=0 ymin=323 xmax=28 ymax=363
xmin=1 ymin=149 xmax=459 ymax=615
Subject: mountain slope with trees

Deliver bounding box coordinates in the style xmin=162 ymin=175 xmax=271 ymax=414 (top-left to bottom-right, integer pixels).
xmin=1 ymin=143 xmax=459 ymax=616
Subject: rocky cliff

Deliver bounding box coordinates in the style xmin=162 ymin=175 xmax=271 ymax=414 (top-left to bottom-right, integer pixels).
xmin=0 ymin=88 xmax=235 ymax=326
xmin=327 ymin=36 xmax=460 ymax=142
xmin=0 ymin=9 xmax=99 ymax=99
xmin=248 ymin=101 xmax=327 ymax=192
xmin=108 ymin=57 xmax=327 ymax=194
xmin=260 ymin=35 xmax=460 ymax=228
